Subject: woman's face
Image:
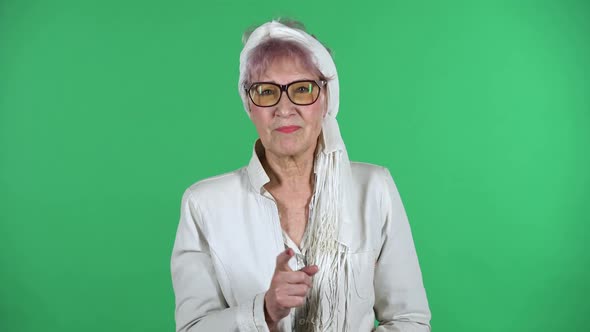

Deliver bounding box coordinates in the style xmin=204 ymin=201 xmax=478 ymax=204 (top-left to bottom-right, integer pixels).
xmin=248 ymin=57 xmax=327 ymax=160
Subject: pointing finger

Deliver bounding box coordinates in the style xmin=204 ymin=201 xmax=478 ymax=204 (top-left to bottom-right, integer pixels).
xmin=275 ymin=248 xmax=294 ymax=272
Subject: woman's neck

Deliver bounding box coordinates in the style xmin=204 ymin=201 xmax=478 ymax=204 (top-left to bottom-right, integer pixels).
xmin=261 ymin=146 xmax=316 ymax=193
xmin=262 ymin=150 xmax=314 ymax=192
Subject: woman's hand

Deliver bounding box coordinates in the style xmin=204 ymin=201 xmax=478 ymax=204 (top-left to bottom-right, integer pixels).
xmin=264 ymin=248 xmax=319 ymax=331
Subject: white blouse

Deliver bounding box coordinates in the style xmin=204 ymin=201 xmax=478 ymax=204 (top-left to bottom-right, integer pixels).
xmin=171 ymin=144 xmax=431 ymax=331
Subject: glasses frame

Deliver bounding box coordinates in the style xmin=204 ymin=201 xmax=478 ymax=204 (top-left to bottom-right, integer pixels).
xmin=245 ymin=79 xmax=327 ymax=107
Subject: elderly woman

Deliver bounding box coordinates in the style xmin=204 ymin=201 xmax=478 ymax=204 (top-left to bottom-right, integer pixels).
xmin=171 ymin=20 xmax=431 ymax=332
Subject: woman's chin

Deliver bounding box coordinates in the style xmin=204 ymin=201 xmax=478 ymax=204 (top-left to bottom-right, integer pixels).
xmin=270 ymin=142 xmax=309 ymax=159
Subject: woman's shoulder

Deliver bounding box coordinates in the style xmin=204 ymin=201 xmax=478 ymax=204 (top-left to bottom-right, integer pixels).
xmin=350 ymin=161 xmax=391 ymax=178
xmin=184 ymin=166 xmax=249 ymax=200
xmin=349 ymin=161 xmax=397 ymax=191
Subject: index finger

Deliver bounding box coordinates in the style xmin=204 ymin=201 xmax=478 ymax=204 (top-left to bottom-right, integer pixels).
xmin=275 ymin=248 xmax=294 ymax=272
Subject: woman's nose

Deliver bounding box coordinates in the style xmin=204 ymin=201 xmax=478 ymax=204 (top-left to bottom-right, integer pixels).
xmin=274 ymin=92 xmax=297 ymax=117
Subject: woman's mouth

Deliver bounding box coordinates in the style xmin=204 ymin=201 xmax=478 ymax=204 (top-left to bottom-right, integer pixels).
xmin=276 ymin=126 xmax=301 ymax=133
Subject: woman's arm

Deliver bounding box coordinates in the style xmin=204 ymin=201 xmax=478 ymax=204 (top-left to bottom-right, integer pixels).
xmin=171 ymin=189 xmax=269 ymax=332
xmin=373 ymin=167 xmax=432 ymax=331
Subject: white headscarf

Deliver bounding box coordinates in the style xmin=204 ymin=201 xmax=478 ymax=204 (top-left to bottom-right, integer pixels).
xmin=238 ymin=21 xmax=354 ymax=331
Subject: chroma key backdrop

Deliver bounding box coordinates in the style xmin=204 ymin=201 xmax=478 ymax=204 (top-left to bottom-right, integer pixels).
xmin=1 ymin=1 xmax=588 ymax=331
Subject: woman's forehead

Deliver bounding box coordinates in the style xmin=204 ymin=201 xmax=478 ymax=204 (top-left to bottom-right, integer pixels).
xmin=255 ymin=57 xmax=316 ymax=82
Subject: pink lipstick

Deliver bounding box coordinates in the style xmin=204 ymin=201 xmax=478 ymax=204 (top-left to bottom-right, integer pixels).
xmin=276 ymin=126 xmax=301 ymax=133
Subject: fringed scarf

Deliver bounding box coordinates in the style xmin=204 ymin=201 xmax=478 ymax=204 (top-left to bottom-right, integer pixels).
xmin=238 ymin=21 xmax=354 ymax=332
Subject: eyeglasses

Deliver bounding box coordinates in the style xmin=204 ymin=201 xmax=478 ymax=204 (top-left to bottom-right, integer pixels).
xmin=246 ymin=79 xmax=327 ymax=107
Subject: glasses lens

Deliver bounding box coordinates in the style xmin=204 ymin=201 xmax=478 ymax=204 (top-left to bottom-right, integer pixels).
xmin=249 ymin=83 xmax=280 ymax=107
xmin=287 ymin=81 xmax=320 ymax=105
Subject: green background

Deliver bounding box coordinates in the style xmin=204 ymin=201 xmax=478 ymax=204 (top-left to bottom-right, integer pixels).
xmin=1 ymin=0 xmax=588 ymax=331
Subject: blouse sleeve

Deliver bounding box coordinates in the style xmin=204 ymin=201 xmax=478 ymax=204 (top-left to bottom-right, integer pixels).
xmin=171 ymin=189 xmax=270 ymax=332
xmin=373 ymin=167 xmax=432 ymax=331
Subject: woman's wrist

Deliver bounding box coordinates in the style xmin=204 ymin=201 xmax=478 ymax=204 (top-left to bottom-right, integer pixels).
xmin=263 ymin=296 xmax=279 ymax=331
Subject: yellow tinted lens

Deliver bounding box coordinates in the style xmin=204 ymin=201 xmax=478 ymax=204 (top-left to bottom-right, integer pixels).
xmin=288 ymin=81 xmax=319 ymax=105
xmin=249 ymin=83 xmax=280 ymax=106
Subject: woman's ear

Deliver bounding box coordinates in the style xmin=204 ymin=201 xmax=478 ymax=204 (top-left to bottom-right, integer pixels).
xmin=246 ymin=99 xmax=253 ymax=117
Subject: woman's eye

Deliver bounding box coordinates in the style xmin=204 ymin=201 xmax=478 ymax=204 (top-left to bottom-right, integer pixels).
xmin=295 ymin=86 xmax=311 ymax=93
xmin=257 ymin=86 xmax=275 ymax=96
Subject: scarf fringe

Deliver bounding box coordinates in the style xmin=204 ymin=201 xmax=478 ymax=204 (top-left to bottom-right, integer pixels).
xmin=295 ymin=148 xmax=350 ymax=332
